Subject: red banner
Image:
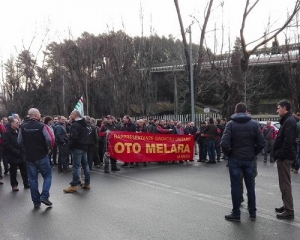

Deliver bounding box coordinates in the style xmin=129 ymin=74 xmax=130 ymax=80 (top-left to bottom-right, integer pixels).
xmin=107 ymin=131 xmax=194 ymax=162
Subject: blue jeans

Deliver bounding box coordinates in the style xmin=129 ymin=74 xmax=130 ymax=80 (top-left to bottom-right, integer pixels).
xmin=26 ymin=156 xmax=52 ymax=205
xmin=228 ymin=158 xmax=256 ymax=217
xmin=70 ymin=149 xmax=90 ymax=186
xmin=206 ymin=141 xmax=215 ymax=162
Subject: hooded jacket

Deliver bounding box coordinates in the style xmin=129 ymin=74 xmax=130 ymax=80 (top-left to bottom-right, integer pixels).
xmin=273 ymin=111 xmax=297 ymax=161
xmin=221 ymin=113 xmax=264 ymax=161
xmin=69 ymin=118 xmax=89 ymax=151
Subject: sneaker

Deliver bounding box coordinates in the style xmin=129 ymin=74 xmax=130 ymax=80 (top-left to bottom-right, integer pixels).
xmin=63 ymin=186 xmax=78 ymax=193
xmin=275 ymin=206 xmax=285 ymax=213
xmin=225 ymin=214 xmax=241 ymax=222
xmin=12 ymin=186 xmax=19 ymax=191
xmin=40 ymin=199 xmax=52 ymax=206
xmin=276 ymin=211 xmax=294 ymax=219
xmin=82 ymin=184 xmax=91 ymax=190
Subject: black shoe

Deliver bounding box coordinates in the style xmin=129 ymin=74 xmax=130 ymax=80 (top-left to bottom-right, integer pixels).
xmin=129 ymin=163 xmax=134 ymax=168
xmin=206 ymin=161 xmax=216 ymax=164
xmin=34 ymin=203 xmax=41 ymax=209
xmin=276 ymin=211 xmax=294 ymax=219
xmin=197 ymin=159 xmax=201 ymax=162
xmin=104 ymin=169 xmax=110 ymax=173
xmin=225 ymin=214 xmax=240 ymax=222
xmin=111 ymin=168 xmax=120 ymax=172
xmin=250 ymin=214 xmax=256 ymax=221
xmin=40 ymin=199 xmax=52 ymax=206
xmin=275 ymin=206 xmax=285 ymax=213
xmin=24 ymin=184 xmax=30 ymax=189
xmin=4 ymin=169 xmax=9 ymax=175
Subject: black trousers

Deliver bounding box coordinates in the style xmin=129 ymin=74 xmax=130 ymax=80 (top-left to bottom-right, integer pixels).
xmin=58 ymin=144 xmax=70 ymax=171
xmin=49 ymin=144 xmax=58 ymax=164
xmin=10 ymin=162 xmax=29 ymax=187
xmin=98 ymin=141 xmax=104 ymax=163
xmin=87 ymin=144 xmax=100 ymax=170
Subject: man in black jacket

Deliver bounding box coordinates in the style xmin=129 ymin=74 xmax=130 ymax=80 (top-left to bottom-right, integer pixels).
xmin=63 ymin=110 xmax=90 ymax=193
xmin=18 ymin=108 xmax=54 ymax=208
xmin=85 ymin=116 xmax=100 ymax=170
xmin=3 ymin=117 xmax=29 ymax=191
xmin=54 ymin=116 xmax=69 ymax=173
xmin=99 ymin=115 xmax=120 ymax=173
xmin=221 ymin=103 xmax=264 ymax=222
xmin=273 ymin=100 xmax=297 ymax=219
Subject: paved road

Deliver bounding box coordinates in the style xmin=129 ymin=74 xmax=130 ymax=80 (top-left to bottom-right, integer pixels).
xmin=0 ymin=155 xmax=300 ymax=240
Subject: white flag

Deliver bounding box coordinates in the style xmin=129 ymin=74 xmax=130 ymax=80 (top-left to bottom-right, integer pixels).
xmin=74 ymin=96 xmax=84 ymax=117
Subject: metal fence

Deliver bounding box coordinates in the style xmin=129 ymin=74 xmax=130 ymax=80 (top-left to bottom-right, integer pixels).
xmin=132 ymin=114 xmax=279 ymax=125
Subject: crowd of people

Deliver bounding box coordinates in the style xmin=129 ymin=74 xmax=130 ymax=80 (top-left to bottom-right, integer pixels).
xmin=0 ymin=100 xmax=299 ymax=221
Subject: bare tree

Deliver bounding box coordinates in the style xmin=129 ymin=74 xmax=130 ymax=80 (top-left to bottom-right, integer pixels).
xmin=174 ymin=0 xmax=214 ymax=113
xmin=240 ymin=0 xmax=300 ymax=71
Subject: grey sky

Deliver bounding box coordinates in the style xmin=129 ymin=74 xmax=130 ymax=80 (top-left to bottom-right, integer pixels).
xmin=0 ymin=0 xmax=298 ymax=63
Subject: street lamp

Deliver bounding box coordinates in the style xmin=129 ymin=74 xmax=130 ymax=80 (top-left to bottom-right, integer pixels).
xmin=187 ymin=24 xmax=195 ymax=123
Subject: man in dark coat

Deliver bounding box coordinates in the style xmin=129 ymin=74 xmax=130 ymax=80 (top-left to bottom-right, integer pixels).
xmin=3 ymin=117 xmax=29 ymax=191
xmin=221 ymin=102 xmax=264 ymax=222
xmin=63 ymin=110 xmax=90 ymax=193
xmin=99 ymin=115 xmax=120 ymax=173
xmin=273 ymin=99 xmax=297 ymax=219
xmin=85 ymin=116 xmax=100 ymax=170
xmin=54 ymin=116 xmax=70 ymax=173
xmin=120 ymin=115 xmax=136 ymax=167
xmin=18 ymin=108 xmax=55 ymax=208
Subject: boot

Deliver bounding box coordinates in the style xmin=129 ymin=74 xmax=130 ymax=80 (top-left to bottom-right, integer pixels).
xmin=63 ymin=186 xmax=77 ymax=193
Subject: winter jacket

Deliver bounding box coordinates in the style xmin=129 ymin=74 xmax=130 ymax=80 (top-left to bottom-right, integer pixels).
xmin=69 ymin=118 xmax=89 ymax=151
xmin=3 ymin=126 xmax=25 ymax=164
xmin=86 ymin=122 xmax=98 ymax=146
xmin=204 ymin=124 xmax=218 ymax=141
xmin=297 ymin=121 xmax=300 ymax=143
xmin=54 ymin=122 xmax=69 ymax=145
xmin=18 ymin=119 xmax=55 ymax=162
xmin=221 ymin=113 xmax=264 ymax=161
xmin=197 ymin=126 xmax=207 ymax=144
xmin=120 ymin=121 xmax=136 ymax=132
xmin=273 ymin=111 xmax=297 ymax=161
xmin=0 ymin=123 xmax=6 ymax=151
xmin=261 ymin=125 xmax=276 ymax=140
